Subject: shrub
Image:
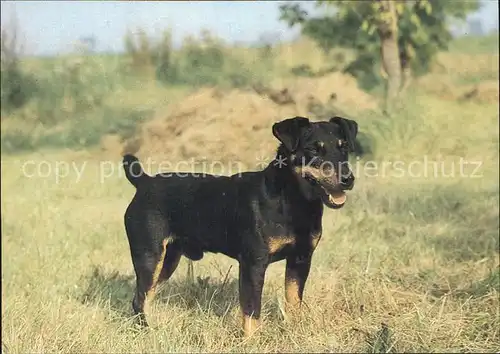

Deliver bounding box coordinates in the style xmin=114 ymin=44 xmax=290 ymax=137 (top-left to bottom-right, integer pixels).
xmin=30 ymin=56 xmax=115 ymax=125
xmin=156 ymin=30 xmax=258 ymax=89
xmin=0 ymin=11 xmax=38 ymax=113
xmin=0 ymin=63 xmax=38 ymax=112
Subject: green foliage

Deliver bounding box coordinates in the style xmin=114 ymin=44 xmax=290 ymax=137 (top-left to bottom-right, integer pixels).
xmin=123 ymin=27 xmax=154 ymax=70
xmin=168 ymin=32 xmax=226 ymax=85
xmin=280 ymin=0 xmax=481 ymax=89
xmin=1 ymin=12 xmax=38 ymax=112
xmin=0 ymin=63 xmax=38 ymax=112
xmin=1 ymin=108 xmax=150 ymax=153
xmin=122 ymin=28 xmax=258 ymax=89
xmin=153 ymin=30 xmax=177 ymax=83
xmin=32 ymin=57 xmax=116 ymax=125
xmin=290 ymin=64 xmax=315 ymax=77
xmin=156 ymin=30 xmax=256 ymax=88
xmin=281 ymin=4 xmax=383 ymax=90
xmin=397 ymin=0 xmax=455 ymax=76
xmin=1 ymin=127 xmax=36 ymax=152
xmin=1 ymin=55 xmax=116 ymax=125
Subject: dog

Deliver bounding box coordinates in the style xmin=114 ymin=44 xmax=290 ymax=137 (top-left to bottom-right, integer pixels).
xmin=122 ymin=116 xmax=358 ymax=337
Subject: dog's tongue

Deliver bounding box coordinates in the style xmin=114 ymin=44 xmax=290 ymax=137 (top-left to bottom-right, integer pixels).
xmin=328 ymin=191 xmax=346 ymax=206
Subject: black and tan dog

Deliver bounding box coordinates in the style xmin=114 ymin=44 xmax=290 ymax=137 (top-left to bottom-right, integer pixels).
xmin=122 ymin=116 xmax=358 ymax=337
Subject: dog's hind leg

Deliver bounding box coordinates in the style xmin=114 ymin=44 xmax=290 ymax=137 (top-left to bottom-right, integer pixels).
xmin=131 ymin=237 xmax=171 ymax=327
xmin=158 ymin=243 xmax=182 ymax=282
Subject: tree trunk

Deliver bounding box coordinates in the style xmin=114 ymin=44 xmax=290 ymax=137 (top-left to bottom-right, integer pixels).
xmin=401 ymin=64 xmax=412 ymax=94
xmin=400 ymin=42 xmax=414 ymax=94
xmin=376 ymin=0 xmax=402 ymax=114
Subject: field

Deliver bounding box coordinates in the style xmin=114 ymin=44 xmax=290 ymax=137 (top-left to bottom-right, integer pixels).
xmin=1 ymin=33 xmax=499 ymax=352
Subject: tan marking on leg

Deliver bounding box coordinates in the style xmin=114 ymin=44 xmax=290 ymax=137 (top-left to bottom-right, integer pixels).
xmin=268 ymin=236 xmax=295 ymax=254
xmin=242 ymin=313 xmax=261 ymax=338
xmin=285 ymin=276 xmax=301 ymax=307
xmin=159 ymin=245 xmax=181 ymax=282
xmin=145 ymin=237 xmax=171 ymax=304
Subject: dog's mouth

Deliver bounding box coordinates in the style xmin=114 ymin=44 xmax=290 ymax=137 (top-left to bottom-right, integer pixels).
xmin=304 ymin=175 xmax=347 ymax=209
xmin=320 ymin=186 xmax=347 ymax=209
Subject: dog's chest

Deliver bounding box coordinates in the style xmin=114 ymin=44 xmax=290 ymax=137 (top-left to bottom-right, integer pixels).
xmin=267 ymin=234 xmax=296 ymax=254
xmin=264 ymin=220 xmax=322 ymax=263
xmin=254 ymin=197 xmax=323 ymax=258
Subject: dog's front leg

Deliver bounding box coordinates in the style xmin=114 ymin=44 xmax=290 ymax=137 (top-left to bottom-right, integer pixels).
xmin=238 ymin=258 xmax=268 ymax=337
xmin=284 ymin=252 xmax=312 ymax=315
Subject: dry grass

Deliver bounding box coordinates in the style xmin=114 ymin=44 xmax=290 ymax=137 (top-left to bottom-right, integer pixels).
xmin=1 ymin=35 xmax=499 ymax=353
xmin=2 ymin=93 xmax=499 ymax=352
xmin=228 ymin=37 xmax=353 ymax=78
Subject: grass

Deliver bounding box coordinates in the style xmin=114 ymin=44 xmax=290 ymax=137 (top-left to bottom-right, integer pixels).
xmin=1 ymin=80 xmax=191 ymax=153
xmin=1 ymin=107 xmax=149 ymax=153
xmin=1 ymin=33 xmax=499 ymax=352
xmin=448 ymin=33 xmax=499 ymax=54
xmin=2 ymin=93 xmax=499 ymax=352
xmin=1 ymin=153 xmax=498 ymax=352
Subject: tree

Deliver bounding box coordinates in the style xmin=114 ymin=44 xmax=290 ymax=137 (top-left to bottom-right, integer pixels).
xmin=374 ymin=0 xmax=401 ymax=113
xmin=1 ymin=8 xmax=36 ymax=112
xmin=123 ymin=27 xmax=154 ymax=72
xmin=280 ymin=0 xmax=480 ymax=114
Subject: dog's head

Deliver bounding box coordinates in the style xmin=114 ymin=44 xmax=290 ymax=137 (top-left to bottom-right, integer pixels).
xmin=272 ymin=116 xmax=358 ymax=209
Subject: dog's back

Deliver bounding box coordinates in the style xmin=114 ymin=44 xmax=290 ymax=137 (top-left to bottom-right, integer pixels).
xmin=123 ymin=155 xmax=263 ymax=259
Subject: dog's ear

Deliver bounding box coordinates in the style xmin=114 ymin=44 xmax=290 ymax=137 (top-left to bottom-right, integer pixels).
xmin=329 ymin=116 xmax=358 ymax=151
xmin=272 ymin=117 xmax=311 ymax=152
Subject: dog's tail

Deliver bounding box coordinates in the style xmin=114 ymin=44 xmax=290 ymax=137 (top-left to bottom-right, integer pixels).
xmin=123 ymin=154 xmax=150 ymax=188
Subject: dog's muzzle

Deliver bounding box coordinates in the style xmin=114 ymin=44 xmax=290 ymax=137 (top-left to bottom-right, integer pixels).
xmin=296 ymin=166 xmax=353 ymax=208
xmin=339 ymin=173 xmax=355 ymax=190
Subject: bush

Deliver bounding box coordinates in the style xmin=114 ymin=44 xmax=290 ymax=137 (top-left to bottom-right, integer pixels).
xmin=124 ymin=27 xmax=153 ymax=72
xmin=0 ymin=64 xmax=38 ymax=112
xmin=290 ymin=64 xmax=315 ymax=77
xmin=1 ymin=52 xmax=117 ymax=125
xmin=163 ymin=33 xmax=225 ymax=86
xmin=121 ymin=28 xmax=261 ymax=89
xmin=28 ymin=56 xmax=116 ymax=125
xmin=156 ymin=30 xmax=258 ymax=89
xmin=154 ymin=30 xmax=177 ymax=83
xmin=1 ymin=107 xmax=151 ymax=153
xmin=1 ymin=12 xmax=38 ymax=113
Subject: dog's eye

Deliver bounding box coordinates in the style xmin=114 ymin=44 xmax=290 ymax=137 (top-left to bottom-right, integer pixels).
xmin=308 ymin=142 xmax=325 ymax=155
xmin=307 ymin=146 xmax=318 ymax=154
xmin=338 ymin=139 xmax=348 ymax=149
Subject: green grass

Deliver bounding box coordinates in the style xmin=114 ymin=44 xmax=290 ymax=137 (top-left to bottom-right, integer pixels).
xmin=454 ymin=70 xmax=499 ymax=85
xmin=1 ymin=107 xmax=150 ymax=153
xmin=1 ymin=77 xmax=191 ymax=153
xmin=448 ymin=33 xmax=499 ymax=54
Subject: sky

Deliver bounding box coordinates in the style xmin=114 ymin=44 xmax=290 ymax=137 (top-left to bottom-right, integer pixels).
xmin=1 ymin=0 xmax=498 ymax=56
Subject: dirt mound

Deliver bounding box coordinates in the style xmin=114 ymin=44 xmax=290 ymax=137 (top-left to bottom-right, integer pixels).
xmin=122 ymin=87 xmax=297 ymax=170
xmin=115 ymin=72 xmax=377 ymax=172
xmin=459 ymin=81 xmax=499 ymax=103
xmin=271 ymin=71 xmax=378 ymax=115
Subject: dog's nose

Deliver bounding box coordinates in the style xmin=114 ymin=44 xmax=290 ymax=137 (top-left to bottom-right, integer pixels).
xmin=340 ymin=173 xmax=355 ymax=190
